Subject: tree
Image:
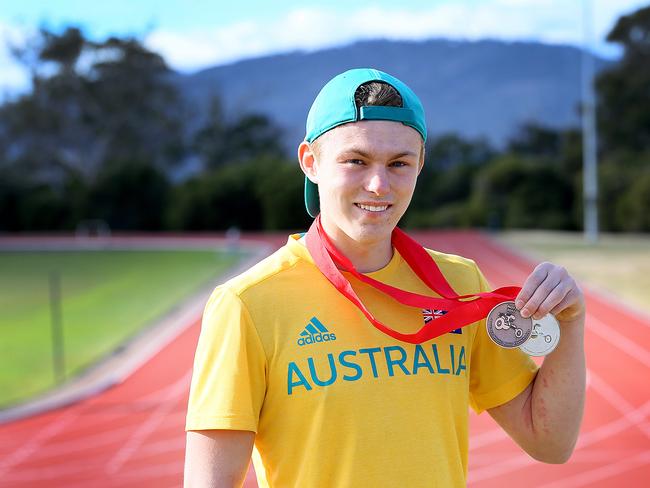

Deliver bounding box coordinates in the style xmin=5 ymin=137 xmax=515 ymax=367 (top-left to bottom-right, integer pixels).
xmin=38 ymin=26 xmax=85 ymax=76
xmin=423 ymin=133 xmax=494 ymax=171
xmin=194 ymin=97 xmax=285 ymax=169
xmin=409 ymin=134 xmax=494 ymax=224
xmin=87 ymin=161 xmax=171 ymax=231
xmin=596 ymin=5 xmax=650 ymax=154
xmin=167 ymin=162 xmax=262 ymax=231
xmin=84 ymin=36 xmax=185 ymax=168
xmin=507 ymin=122 xmax=563 ymax=158
xmin=253 ymin=157 xmax=311 ymax=230
xmin=468 ymin=155 xmax=576 ymax=230
xmin=0 ymin=27 xmax=185 ymax=186
xmin=616 ymin=171 xmax=650 ymax=231
xmin=1 ymin=27 xmax=98 ymax=184
xmin=597 ymin=156 xmax=646 ymax=232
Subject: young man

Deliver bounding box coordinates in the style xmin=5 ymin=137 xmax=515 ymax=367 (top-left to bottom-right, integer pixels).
xmin=184 ymin=68 xmax=586 ymax=487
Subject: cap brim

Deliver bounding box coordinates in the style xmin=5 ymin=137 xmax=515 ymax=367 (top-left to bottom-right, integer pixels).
xmin=304 ymin=177 xmax=319 ymax=218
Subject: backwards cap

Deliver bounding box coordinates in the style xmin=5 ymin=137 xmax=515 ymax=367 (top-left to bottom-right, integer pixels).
xmin=303 ymin=68 xmax=427 ymax=218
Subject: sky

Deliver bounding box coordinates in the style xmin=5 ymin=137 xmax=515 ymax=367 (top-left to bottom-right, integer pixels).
xmin=0 ymin=0 xmax=648 ymax=96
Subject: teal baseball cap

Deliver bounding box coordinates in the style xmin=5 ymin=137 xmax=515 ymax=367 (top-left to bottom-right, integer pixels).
xmin=303 ymin=68 xmax=427 ymax=218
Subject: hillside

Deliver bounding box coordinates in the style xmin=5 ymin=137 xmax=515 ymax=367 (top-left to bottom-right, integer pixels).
xmin=175 ymin=38 xmax=609 ymax=150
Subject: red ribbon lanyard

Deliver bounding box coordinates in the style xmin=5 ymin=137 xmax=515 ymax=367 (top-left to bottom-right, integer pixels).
xmin=305 ymin=216 xmax=520 ymax=344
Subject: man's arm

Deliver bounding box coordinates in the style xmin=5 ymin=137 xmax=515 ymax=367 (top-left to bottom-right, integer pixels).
xmin=487 ymin=262 xmax=586 ymax=463
xmin=184 ymin=430 xmax=255 ymax=488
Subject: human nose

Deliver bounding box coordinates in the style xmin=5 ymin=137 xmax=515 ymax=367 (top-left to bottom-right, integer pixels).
xmin=365 ymin=166 xmax=390 ymax=196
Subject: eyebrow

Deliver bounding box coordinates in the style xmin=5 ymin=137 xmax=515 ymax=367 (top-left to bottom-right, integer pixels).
xmin=340 ymin=147 xmax=419 ymax=159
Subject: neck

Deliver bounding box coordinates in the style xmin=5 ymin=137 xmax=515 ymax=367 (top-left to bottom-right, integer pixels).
xmin=319 ymin=217 xmax=393 ymax=273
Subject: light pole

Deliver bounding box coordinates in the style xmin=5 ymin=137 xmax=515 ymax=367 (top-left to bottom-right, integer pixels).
xmin=581 ymin=0 xmax=599 ymax=243
xmin=49 ymin=270 xmax=65 ymax=383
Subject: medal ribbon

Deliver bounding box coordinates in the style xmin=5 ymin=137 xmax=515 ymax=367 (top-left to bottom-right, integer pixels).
xmin=305 ymin=215 xmax=521 ymax=344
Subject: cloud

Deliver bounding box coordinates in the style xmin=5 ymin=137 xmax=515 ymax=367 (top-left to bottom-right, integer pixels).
xmin=1 ymin=0 xmax=647 ymax=94
xmin=143 ymin=1 xmax=647 ymax=73
xmin=0 ymin=21 xmax=32 ymax=98
xmin=144 ymin=7 xmax=356 ymax=71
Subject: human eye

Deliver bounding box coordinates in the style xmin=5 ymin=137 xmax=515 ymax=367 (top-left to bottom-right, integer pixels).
xmin=390 ymin=160 xmax=409 ymax=167
xmin=344 ymin=158 xmax=365 ymax=165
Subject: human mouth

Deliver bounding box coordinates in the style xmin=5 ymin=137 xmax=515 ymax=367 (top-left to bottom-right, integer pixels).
xmin=355 ymin=203 xmax=391 ymax=212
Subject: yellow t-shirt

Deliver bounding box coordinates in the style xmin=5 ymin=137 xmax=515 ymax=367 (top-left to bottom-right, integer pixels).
xmin=186 ymin=234 xmax=538 ymax=487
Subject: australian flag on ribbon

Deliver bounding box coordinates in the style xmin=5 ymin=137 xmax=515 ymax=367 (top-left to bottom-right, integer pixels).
xmin=422 ymin=309 xmax=461 ymax=334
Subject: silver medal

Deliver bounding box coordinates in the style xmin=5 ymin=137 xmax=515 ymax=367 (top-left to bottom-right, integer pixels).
xmin=486 ymin=301 xmax=533 ymax=348
xmin=519 ymin=314 xmax=561 ymax=356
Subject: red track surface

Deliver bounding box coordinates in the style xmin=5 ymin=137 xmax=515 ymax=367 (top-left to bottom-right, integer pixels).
xmin=1 ymin=232 xmax=648 ymax=487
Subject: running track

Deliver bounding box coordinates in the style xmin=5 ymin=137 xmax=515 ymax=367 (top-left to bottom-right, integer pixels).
xmin=0 ymin=232 xmax=648 ymax=487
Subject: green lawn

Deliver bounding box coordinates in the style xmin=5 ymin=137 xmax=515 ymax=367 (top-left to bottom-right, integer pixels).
xmin=0 ymin=249 xmax=241 ymax=408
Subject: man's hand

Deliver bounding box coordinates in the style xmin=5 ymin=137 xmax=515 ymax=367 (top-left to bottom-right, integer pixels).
xmin=487 ymin=261 xmax=586 ymax=464
xmin=515 ymin=262 xmax=585 ymax=323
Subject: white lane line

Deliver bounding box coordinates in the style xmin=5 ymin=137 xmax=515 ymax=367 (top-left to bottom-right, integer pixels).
xmin=2 ymin=462 xmax=102 ymax=482
xmin=576 ymin=401 xmax=650 ymax=449
xmin=1 ymin=433 xmax=183 ymax=481
xmin=3 ymin=456 xmax=184 ymax=484
xmin=0 ymin=409 xmax=78 ymax=477
xmin=52 ymin=401 xmax=185 ymax=440
xmin=464 ymin=237 xmax=533 ymax=283
xmin=104 ymin=370 xmax=190 ymax=474
xmin=470 ymin=447 xmax=643 ymax=464
xmin=584 ymin=371 xmax=650 ymax=440
xmin=23 ymin=422 xmax=153 ymax=460
xmin=467 ymin=454 xmax=536 ymax=484
xmin=51 ymin=384 xmax=188 ymax=439
xmin=469 ymin=427 xmax=508 ymax=451
xmin=3 ymin=460 xmax=183 ymax=486
xmin=443 ymin=234 xmax=649 ymax=364
xmin=18 ymin=407 xmax=186 ymax=462
xmin=450 ymin=237 xmax=650 ymax=484
xmin=470 ymin=235 xmax=650 ymax=355
xmin=138 ymin=436 xmax=185 ymax=456
xmin=469 ymin=394 xmax=650 ymax=459
xmin=468 ymin=388 xmax=650 ymax=482
xmin=538 ymin=450 xmax=650 ymax=488
xmin=1 ymin=421 xmax=185 ymax=481
xmin=442 ymin=236 xmax=650 ymax=484
xmin=113 ymin=460 xmax=184 ymax=479
xmin=36 ymin=424 xmax=134 ymax=458
xmin=588 ymin=315 xmax=650 ymax=368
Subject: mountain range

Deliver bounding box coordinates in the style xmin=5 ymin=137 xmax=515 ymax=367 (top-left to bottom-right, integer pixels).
xmin=174 ymin=38 xmax=610 ymax=151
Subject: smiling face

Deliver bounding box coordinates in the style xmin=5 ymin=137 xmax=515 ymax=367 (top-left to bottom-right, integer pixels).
xmin=299 ymin=120 xmax=424 ymax=253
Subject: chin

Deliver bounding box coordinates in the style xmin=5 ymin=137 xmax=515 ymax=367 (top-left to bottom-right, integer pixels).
xmin=345 ymin=221 xmax=393 ymax=244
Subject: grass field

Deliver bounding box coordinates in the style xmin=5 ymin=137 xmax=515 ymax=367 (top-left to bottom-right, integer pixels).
xmin=0 ymin=249 xmax=240 ymax=408
xmin=499 ymin=231 xmax=650 ymax=316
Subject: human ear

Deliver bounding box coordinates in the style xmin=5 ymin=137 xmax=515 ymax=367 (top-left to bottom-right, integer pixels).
xmin=417 ymin=142 xmax=425 ymax=175
xmin=298 ymin=141 xmax=319 ymax=184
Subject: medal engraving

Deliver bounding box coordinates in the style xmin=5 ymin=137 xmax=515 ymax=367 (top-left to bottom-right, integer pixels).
xmin=486 ymin=301 xmax=532 ymax=348
xmin=519 ymin=314 xmax=561 ymax=356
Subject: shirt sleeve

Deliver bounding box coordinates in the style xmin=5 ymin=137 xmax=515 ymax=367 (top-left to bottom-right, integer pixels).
xmin=185 ymin=285 xmax=267 ymax=432
xmin=469 ymin=267 xmax=538 ymax=414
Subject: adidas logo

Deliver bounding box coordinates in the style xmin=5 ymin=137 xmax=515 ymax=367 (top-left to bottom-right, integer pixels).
xmin=297 ymin=317 xmax=336 ymax=346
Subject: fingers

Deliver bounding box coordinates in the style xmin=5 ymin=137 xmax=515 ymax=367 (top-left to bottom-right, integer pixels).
xmin=552 ymin=287 xmax=586 ymax=322
xmin=533 ymin=281 xmax=573 ymax=319
xmin=515 ymin=262 xmax=554 ymax=311
xmin=516 ymin=263 xmax=576 ymax=319
xmin=550 ymin=287 xmax=578 ymax=316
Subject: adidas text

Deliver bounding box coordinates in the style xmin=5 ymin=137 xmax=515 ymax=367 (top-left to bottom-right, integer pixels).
xmin=298 ymin=333 xmax=336 ymax=346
